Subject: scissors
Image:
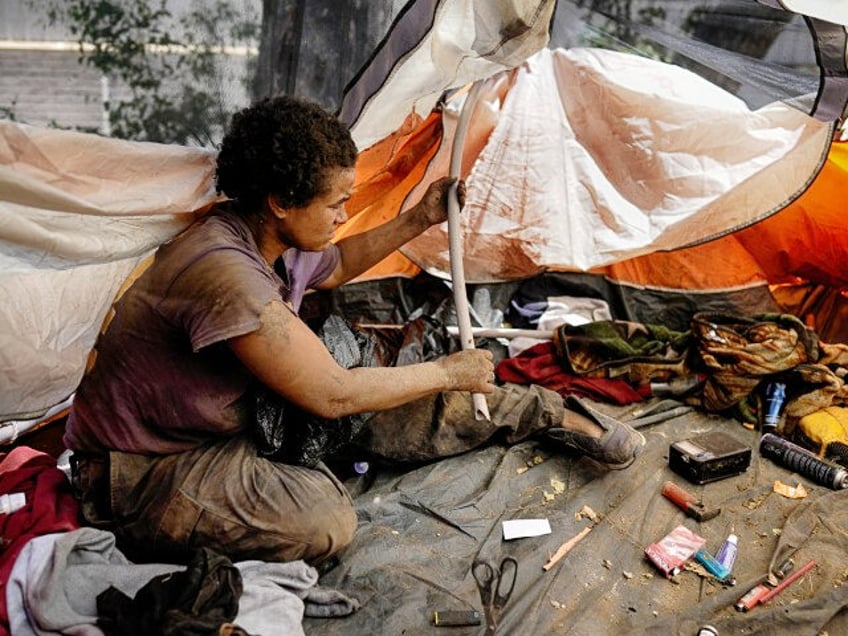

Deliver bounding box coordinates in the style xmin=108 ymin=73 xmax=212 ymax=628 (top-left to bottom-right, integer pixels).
xmin=472 ymin=556 xmax=518 ymax=633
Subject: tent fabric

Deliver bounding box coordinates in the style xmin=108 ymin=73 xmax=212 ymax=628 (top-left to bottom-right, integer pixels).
xmin=757 ymin=0 xmax=848 ymax=26
xmin=592 ymin=137 xmax=848 ymax=288
xmin=397 ymin=47 xmax=831 ymax=279
xmin=1 ymin=1 xmax=848 ymax=632
xmin=0 ymin=121 xmax=219 ymax=421
xmin=338 ymin=0 xmax=558 ymax=150
xmin=0 ymin=121 xmax=218 ymax=272
xmin=303 ymin=401 xmax=848 ymax=635
xmin=1 ymin=0 xmax=847 ymax=449
xmin=0 ymin=51 xmax=841 ymax=421
xmin=735 ymin=140 xmax=848 ymax=289
xmin=341 ymin=1 xmax=848 ymax=150
xmin=593 ymin=139 xmax=848 ymax=341
xmin=552 ymin=0 xmax=848 ymax=124
xmin=756 ymin=0 xmax=848 ymax=109
xmin=804 ymin=16 xmax=848 ymax=122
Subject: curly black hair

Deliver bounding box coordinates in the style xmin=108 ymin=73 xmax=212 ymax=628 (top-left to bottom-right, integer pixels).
xmin=215 ymin=96 xmax=358 ymax=214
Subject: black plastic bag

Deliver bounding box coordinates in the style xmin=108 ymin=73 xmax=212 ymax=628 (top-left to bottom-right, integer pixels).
xmin=253 ymin=315 xmax=380 ymax=467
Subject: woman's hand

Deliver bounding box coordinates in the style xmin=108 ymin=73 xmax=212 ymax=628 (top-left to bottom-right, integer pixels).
xmin=436 ymin=349 xmax=495 ymax=394
xmin=418 ymin=176 xmax=466 ymax=226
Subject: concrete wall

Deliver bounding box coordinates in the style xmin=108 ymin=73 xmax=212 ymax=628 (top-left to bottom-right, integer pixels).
xmin=0 ymin=0 xmax=258 ymax=138
xmin=0 ymin=49 xmax=107 ymax=130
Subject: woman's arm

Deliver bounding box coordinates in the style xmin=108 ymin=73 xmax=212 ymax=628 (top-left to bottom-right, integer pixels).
xmin=318 ymin=177 xmax=464 ymax=289
xmin=228 ymin=299 xmax=494 ymax=419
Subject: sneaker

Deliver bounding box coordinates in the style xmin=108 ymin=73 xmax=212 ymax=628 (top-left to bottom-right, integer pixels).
xmin=544 ymin=395 xmax=646 ymax=469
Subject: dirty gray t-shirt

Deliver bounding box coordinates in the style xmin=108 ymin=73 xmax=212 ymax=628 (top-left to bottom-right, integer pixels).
xmin=64 ymin=207 xmax=340 ymax=454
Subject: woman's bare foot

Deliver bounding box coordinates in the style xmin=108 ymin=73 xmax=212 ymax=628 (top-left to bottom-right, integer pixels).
xmin=560 ymin=410 xmax=603 ymax=437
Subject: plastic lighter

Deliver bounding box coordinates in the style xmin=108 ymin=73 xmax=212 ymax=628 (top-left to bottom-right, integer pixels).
xmin=695 ymin=548 xmax=731 ymax=582
xmin=735 ymin=582 xmax=771 ymax=612
xmin=661 ymin=481 xmax=721 ymax=521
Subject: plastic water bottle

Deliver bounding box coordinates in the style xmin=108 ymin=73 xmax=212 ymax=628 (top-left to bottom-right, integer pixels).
xmin=762 ymin=382 xmax=787 ymax=432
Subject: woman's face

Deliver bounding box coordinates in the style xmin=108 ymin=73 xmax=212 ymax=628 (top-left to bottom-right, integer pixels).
xmin=276 ymin=166 xmax=355 ymax=252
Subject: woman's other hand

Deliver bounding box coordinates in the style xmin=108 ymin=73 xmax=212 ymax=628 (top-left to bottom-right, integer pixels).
xmin=418 ymin=176 xmax=465 ymax=226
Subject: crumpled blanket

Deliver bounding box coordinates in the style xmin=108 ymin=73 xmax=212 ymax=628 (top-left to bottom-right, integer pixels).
xmin=495 ymin=341 xmax=647 ymax=404
xmin=552 ymin=320 xmax=693 ymax=382
xmin=692 ymin=312 xmax=848 ymax=417
xmin=0 ymin=447 xmax=80 ymax=636
xmin=692 ymin=312 xmax=816 ymax=411
xmin=97 ymin=547 xmax=243 ymax=635
xmin=548 ymin=312 xmax=848 ymax=427
xmin=6 ymin=527 xmax=359 ymax=636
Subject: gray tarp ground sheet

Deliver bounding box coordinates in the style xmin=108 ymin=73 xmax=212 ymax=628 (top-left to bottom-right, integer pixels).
xmin=304 ymin=401 xmax=848 ymax=635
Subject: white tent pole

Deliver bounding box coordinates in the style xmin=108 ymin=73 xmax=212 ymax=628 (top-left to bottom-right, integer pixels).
xmin=446 ymin=326 xmax=555 ymax=340
xmin=447 ymin=80 xmax=490 ymax=421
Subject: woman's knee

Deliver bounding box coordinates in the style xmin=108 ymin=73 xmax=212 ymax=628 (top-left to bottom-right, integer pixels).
xmin=255 ymin=461 xmax=358 ymax=564
xmin=299 ymin=496 xmax=357 ymax=564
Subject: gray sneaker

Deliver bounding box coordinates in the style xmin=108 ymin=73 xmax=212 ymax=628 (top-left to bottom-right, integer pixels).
xmin=544 ymin=395 xmax=646 ymax=469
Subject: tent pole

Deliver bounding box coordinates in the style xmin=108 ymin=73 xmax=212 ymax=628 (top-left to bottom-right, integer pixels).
xmin=446 ymin=326 xmax=555 ymax=340
xmin=447 ymin=80 xmax=490 ymax=420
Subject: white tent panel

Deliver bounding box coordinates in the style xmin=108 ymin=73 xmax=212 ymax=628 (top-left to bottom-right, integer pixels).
xmin=401 ymin=47 xmax=831 ymax=280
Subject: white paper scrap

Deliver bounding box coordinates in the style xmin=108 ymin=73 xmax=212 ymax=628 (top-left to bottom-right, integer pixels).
xmin=502 ymin=518 xmax=552 ymax=540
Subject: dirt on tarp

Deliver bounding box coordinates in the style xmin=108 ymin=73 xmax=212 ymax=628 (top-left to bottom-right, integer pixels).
xmin=304 ymin=401 xmax=848 ymax=635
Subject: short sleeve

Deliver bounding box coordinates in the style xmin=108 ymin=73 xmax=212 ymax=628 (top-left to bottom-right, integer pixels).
xmin=162 ymin=247 xmax=283 ymax=351
xmin=281 ymin=245 xmax=341 ymax=312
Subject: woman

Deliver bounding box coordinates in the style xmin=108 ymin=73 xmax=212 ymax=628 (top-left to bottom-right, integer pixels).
xmin=64 ymin=96 xmax=643 ymax=566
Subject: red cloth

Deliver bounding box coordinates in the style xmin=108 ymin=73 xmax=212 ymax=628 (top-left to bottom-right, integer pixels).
xmin=496 ymin=341 xmax=648 ymax=405
xmin=0 ymin=447 xmax=80 ymax=636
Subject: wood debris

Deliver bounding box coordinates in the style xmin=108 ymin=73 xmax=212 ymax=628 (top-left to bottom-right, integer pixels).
xmin=743 ymin=493 xmax=770 ymax=510
xmin=575 ymin=505 xmax=601 ymax=523
xmin=517 ymin=455 xmax=546 ymax=474
xmin=773 ymin=480 xmax=808 ymax=499
xmin=543 ymin=526 xmax=592 ymax=571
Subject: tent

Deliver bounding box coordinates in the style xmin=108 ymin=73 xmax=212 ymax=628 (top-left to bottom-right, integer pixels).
xmin=2 ymin=1 xmax=848 ymax=633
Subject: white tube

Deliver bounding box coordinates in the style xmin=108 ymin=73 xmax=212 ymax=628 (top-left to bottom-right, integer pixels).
xmin=446 ymin=326 xmax=555 ymax=340
xmin=447 ymin=81 xmax=490 ymax=420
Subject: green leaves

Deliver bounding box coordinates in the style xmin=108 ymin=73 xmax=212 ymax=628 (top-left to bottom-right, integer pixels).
xmin=34 ymin=0 xmax=259 ymax=146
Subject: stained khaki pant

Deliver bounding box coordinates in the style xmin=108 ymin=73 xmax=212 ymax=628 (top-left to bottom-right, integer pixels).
xmin=75 ymin=436 xmax=356 ymax=565
xmin=359 ymin=382 xmax=566 ymax=462
xmin=74 ymin=383 xmax=565 ymax=565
